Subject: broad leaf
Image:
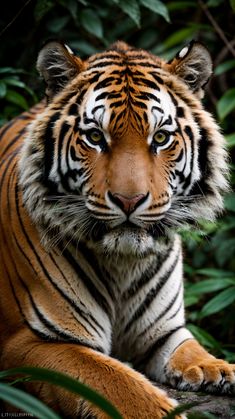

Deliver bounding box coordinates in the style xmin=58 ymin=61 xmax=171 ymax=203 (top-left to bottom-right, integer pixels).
xmin=0 ymin=81 xmax=7 ymax=98
xmin=200 ymin=286 xmax=235 ymax=318
xmin=225 ymin=132 xmax=235 ymax=148
xmin=46 ymin=16 xmax=70 ymax=33
xmin=187 ymin=278 xmax=235 ymax=295
xmin=163 ymin=27 xmax=197 ymax=49
xmin=230 ymin=0 xmax=235 ymax=11
xmin=81 ymin=9 xmax=104 ymax=39
xmin=214 ymin=59 xmax=235 ymax=76
xmin=187 ymin=324 xmax=222 ymax=351
xmin=0 ymin=383 xmax=59 ymax=419
xmin=0 ymin=367 xmax=122 ymax=419
xmin=196 ymin=268 xmax=234 ymax=277
xmin=217 ymin=88 xmax=235 ymax=120
xmin=139 ymin=0 xmax=170 ymax=22
xmin=118 ymin=0 xmax=141 ymax=27
xmin=5 ymin=90 xmax=28 ymax=110
xmin=224 ymin=193 xmax=235 ymax=212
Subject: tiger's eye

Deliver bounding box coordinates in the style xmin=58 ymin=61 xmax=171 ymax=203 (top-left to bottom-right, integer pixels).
xmin=89 ymin=130 xmax=103 ymax=143
xmin=153 ymin=130 xmax=168 ymax=144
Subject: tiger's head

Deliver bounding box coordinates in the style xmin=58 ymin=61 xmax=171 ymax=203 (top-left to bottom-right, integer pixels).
xmin=19 ymin=41 xmax=229 ymax=256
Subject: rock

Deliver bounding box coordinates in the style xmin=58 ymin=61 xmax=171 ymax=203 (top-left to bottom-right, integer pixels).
xmin=158 ymin=383 xmax=235 ymax=418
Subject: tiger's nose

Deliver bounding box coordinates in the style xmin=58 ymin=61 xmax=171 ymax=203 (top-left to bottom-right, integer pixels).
xmin=108 ymin=191 xmax=147 ymax=214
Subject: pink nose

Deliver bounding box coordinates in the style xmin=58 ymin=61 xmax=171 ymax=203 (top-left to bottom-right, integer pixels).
xmin=109 ymin=192 xmax=146 ymax=214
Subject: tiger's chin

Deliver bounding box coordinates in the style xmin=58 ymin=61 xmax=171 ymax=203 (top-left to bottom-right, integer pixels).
xmin=88 ymin=224 xmax=172 ymax=257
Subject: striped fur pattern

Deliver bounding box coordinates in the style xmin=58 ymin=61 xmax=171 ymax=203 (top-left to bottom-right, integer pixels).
xmin=0 ymin=41 xmax=234 ymax=418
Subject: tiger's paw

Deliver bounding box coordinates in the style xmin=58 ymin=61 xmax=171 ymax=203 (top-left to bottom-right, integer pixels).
xmin=168 ymin=358 xmax=235 ymax=394
xmin=166 ymin=340 xmax=235 ymax=394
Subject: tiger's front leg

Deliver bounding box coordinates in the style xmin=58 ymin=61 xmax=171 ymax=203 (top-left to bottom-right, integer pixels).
xmin=144 ymin=330 xmax=235 ymax=395
xmin=2 ymin=329 xmax=185 ymax=419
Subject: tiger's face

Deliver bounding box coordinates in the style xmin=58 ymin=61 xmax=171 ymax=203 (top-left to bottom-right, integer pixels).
xmin=20 ymin=41 xmax=228 ymax=255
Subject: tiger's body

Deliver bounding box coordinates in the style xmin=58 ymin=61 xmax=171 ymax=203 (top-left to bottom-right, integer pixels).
xmin=0 ymin=41 xmax=234 ymax=418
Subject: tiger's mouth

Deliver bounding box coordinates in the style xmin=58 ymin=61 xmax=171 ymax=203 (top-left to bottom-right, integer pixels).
xmin=89 ymin=219 xmax=168 ymax=242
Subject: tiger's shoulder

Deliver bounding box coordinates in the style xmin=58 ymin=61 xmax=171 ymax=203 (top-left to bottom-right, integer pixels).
xmin=0 ymin=102 xmax=46 ymax=162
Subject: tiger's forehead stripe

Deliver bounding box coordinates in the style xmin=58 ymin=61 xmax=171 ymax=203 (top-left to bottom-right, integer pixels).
xmin=79 ymin=62 xmax=179 ymax=138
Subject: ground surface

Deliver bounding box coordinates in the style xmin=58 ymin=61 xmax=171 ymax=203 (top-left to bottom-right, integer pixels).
xmin=159 ymin=383 xmax=235 ymax=418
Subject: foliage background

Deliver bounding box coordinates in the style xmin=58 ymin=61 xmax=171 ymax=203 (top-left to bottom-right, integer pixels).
xmin=0 ymin=0 xmax=235 ymax=362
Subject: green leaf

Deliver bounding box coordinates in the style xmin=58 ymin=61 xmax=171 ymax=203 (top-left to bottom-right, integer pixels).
xmin=214 ymin=59 xmax=235 ymax=76
xmin=118 ymin=0 xmax=141 ymax=27
xmin=207 ymin=0 xmax=224 ymax=6
xmin=230 ymin=0 xmax=235 ymax=10
xmin=1 ymin=77 xmax=37 ymax=102
xmin=217 ymin=88 xmax=235 ymax=120
xmin=163 ymin=27 xmax=197 ymax=49
xmin=46 ymin=16 xmax=70 ymax=33
xmin=225 ymin=132 xmax=235 ymax=148
xmin=195 ymin=268 xmax=235 ymax=277
xmin=0 ymin=67 xmax=25 ymax=75
xmin=5 ymin=90 xmax=28 ymax=110
xmin=80 ymin=9 xmax=104 ymax=39
xmin=167 ymin=1 xmax=196 ymax=11
xmin=184 ymin=295 xmax=199 ymax=307
xmin=186 ymin=278 xmax=235 ymax=295
xmin=163 ymin=402 xmax=199 ymax=419
xmin=200 ymin=286 xmax=235 ymax=318
xmin=0 ymin=367 xmax=122 ymax=419
xmin=0 ymin=81 xmax=7 ymax=98
xmin=224 ymin=193 xmax=235 ymax=212
xmin=139 ymin=0 xmax=170 ymax=22
xmin=66 ymin=0 xmax=78 ymax=20
xmin=34 ymin=0 xmax=54 ymax=22
xmin=0 ymin=383 xmax=60 ymax=419
xmin=2 ymin=77 xmax=25 ymax=88
xmin=187 ymin=324 xmax=222 ymax=351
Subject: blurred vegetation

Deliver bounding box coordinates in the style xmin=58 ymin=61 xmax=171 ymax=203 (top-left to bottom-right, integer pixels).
xmin=0 ymin=0 xmax=235 ymax=408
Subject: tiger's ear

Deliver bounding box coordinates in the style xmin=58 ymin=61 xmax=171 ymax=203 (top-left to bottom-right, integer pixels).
xmin=37 ymin=41 xmax=84 ymax=99
xmin=166 ymin=41 xmax=213 ymax=98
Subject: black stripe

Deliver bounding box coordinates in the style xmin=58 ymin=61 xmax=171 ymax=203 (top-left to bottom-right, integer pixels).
xmin=90 ymin=61 xmax=124 ymax=69
xmin=123 ymin=245 xmax=173 ymax=299
xmin=150 ymin=72 xmax=164 ymax=84
xmin=182 ymin=125 xmax=194 ymax=189
xmin=123 ymin=250 xmax=180 ymax=334
xmin=62 ymin=248 xmax=112 ymax=319
xmin=1 ymin=127 xmax=26 ymax=157
xmin=94 ymin=76 xmax=120 ymax=91
xmin=134 ymin=325 xmax=184 ymax=369
xmin=43 ymin=111 xmax=60 ymax=182
xmin=0 ymin=119 xmax=16 ymax=142
xmin=189 ymin=123 xmax=213 ymax=196
xmin=4 ymin=165 xmax=64 ymax=342
xmin=87 ymin=200 xmax=110 ymax=210
xmin=88 ymin=53 xmax=122 ymax=64
xmin=133 ymin=77 xmax=160 ymax=91
xmin=77 ymin=242 xmax=116 ymax=306
xmin=14 ymin=183 xmax=104 ymax=336
xmin=167 ymin=298 xmax=184 ymax=321
xmin=137 ymin=281 xmax=183 ymax=339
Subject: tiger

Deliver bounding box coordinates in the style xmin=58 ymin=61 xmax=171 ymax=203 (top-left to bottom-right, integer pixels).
xmin=0 ymin=39 xmax=234 ymax=419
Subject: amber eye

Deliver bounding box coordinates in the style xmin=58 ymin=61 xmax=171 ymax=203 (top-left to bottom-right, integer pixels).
xmin=88 ymin=130 xmax=103 ymax=143
xmin=85 ymin=129 xmax=107 ymax=151
xmin=153 ymin=130 xmax=169 ymax=144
